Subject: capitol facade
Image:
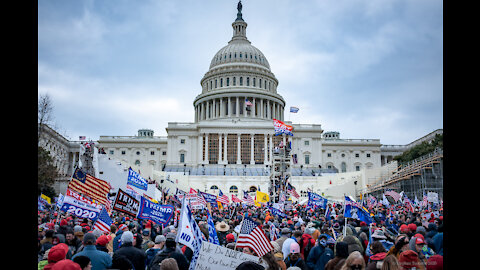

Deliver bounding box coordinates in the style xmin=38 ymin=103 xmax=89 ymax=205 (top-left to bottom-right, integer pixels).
xmin=90 ymin=5 xmax=440 ymax=201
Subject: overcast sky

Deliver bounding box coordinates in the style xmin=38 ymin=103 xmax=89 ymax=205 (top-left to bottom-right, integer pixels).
xmin=38 ymin=0 xmax=442 ymax=145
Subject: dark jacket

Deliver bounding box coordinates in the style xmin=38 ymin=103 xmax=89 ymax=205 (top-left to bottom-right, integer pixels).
xmin=112 ymin=230 xmax=124 ymax=252
xmin=284 ymin=256 xmax=307 ymax=270
xmin=114 ymin=242 xmax=146 ymax=270
xmin=148 ymin=246 xmax=189 ymax=270
xmin=306 ymin=244 xmax=334 ymax=270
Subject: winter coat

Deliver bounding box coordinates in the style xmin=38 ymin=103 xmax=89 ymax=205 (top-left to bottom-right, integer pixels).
xmin=72 ymin=245 xmax=112 ymax=270
xmin=432 ymin=232 xmax=443 ymax=256
xmin=284 ymin=256 xmax=307 ymax=270
xmin=306 ymin=244 xmax=334 ymax=270
xmin=112 ymin=230 xmax=124 ymax=252
xmin=145 ymin=247 xmax=162 ymax=267
xmin=148 ymin=246 xmax=189 ymax=270
xmin=114 ymin=242 xmax=146 ymax=270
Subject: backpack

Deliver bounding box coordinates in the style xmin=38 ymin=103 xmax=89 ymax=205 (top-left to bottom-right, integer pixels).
xmin=304 ymin=239 xmax=314 ymax=259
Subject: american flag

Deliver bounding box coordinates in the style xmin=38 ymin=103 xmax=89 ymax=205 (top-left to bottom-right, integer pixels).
xmin=385 ymin=190 xmax=402 ymax=202
xmin=68 ymin=167 xmax=111 ymax=211
xmin=236 ymin=217 xmax=273 ymax=257
xmin=217 ymin=190 xmax=230 ymax=205
xmin=189 ymin=188 xmax=198 ymax=194
xmin=403 ymin=196 xmax=414 ymax=213
xmin=243 ymin=193 xmax=255 ymax=206
xmin=286 ymin=183 xmax=299 ymax=199
xmin=232 ymin=194 xmax=242 ymax=203
xmin=93 ymin=207 xmax=113 ymax=233
xmin=245 ymin=99 xmax=253 ymax=106
xmin=422 ymin=192 xmax=428 ymax=208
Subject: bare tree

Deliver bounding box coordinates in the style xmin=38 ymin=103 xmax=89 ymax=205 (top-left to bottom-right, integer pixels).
xmin=38 ymin=93 xmax=54 ymax=140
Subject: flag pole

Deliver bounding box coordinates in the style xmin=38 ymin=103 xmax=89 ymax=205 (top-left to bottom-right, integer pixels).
xmin=234 ymin=214 xmax=246 ymax=251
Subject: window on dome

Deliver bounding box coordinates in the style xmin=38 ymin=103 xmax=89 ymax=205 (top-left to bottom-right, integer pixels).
xmin=215 ymin=79 xmax=217 ymax=88
xmin=250 ymin=54 xmax=252 ymax=59
xmin=246 ymin=77 xmax=249 ymax=86
xmin=240 ymin=77 xmax=243 ymax=86
xmin=233 ymin=77 xmax=236 ymax=86
xmin=264 ymin=81 xmax=267 ymax=89
xmin=259 ymin=79 xmax=262 ymax=88
xmin=253 ymin=78 xmax=256 ymax=87
xmin=227 ymin=78 xmax=230 ymax=86
xmin=235 ymin=53 xmax=237 ymax=58
xmin=240 ymin=53 xmax=242 ymax=58
xmin=255 ymin=55 xmax=257 ymax=60
xmin=224 ymin=55 xmax=227 ymax=60
xmin=229 ymin=53 xmax=231 ymax=59
xmin=220 ymin=78 xmax=223 ymax=87
xmin=210 ymin=81 xmax=212 ymax=90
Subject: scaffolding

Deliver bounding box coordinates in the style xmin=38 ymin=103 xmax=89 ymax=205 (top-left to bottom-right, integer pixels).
xmin=366 ymin=148 xmax=443 ymax=200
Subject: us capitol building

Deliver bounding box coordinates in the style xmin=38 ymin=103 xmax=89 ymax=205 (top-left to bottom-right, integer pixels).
xmin=58 ymin=3 xmax=440 ymax=201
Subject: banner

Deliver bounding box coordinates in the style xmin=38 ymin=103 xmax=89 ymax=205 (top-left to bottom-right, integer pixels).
xmin=427 ymin=192 xmax=439 ymax=203
xmin=60 ymin=190 xmax=102 ymax=220
xmin=113 ymin=188 xmax=140 ymax=217
xmin=307 ymin=192 xmax=327 ymax=210
xmin=344 ymin=196 xmax=373 ymax=224
xmin=273 ymin=119 xmax=293 ymax=136
xmin=256 ymin=191 xmax=269 ymax=203
xmin=176 ymin=197 xmax=205 ymax=270
xmin=195 ymin=241 xmax=261 ymax=270
xmin=127 ymin=168 xmax=148 ymax=191
xmin=206 ymin=210 xmax=219 ymax=245
xmin=199 ymin=191 xmax=218 ymax=207
xmin=269 ymin=206 xmax=287 ymax=218
xmin=137 ymin=196 xmax=174 ymax=225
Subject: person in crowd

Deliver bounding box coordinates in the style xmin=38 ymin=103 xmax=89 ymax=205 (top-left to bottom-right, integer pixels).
xmin=306 ymin=234 xmax=334 ymax=270
xmin=398 ymin=250 xmax=423 ymax=270
xmin=113 ymin=231 xmax=146 ymax=270
xmin=145 ymin=235 xmax=166 ymax=267
xmin=112 ymin=224 xmax=129 ymax=252
xmin=282 ymin=230 xmax=303 ymax=259
xmin=95 ymin=235 xmax=110 ymax=253
xmin=381 ymin=254 xmax=401 ymax=270
xmin=72 ymin=233 xmax=112 ymax=270
xmin=325 ymin=241 xmax=349 ymax=270
xmin=366 ymin=241 xmax=387 ymax=270
xmin=270 ymin=241 xmax=287 ymax=270
xmin=340 ymin=251 xmax=366 ymax=270
xmin=148 ymin=233 xmax=188 ymax=270
xmin=386 ymin=235 xmax=410 ymax=260
xmin=42 ymin=243 xmax=69 ymax=270
xmin=72 ymin=255 xmax=92 ymax=270
xmin=159 ymin=258 xmax=180 ymax=270
xmin=284 ymin=242 xmax=307 ymax=270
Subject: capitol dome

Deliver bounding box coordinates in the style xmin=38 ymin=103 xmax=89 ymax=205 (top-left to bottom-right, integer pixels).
xmin=193 ymin=2 xmax=285 ymax=123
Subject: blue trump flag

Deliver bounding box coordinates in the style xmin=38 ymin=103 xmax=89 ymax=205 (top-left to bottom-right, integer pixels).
xmin=206 ymin=210 xmax=219 ymax=245
xmin=307 ymin=192 xmax=327 ymax=210
xmin=344 ymin=196 xmax=373 ymax=224
xmin=269 ymin=206 xmax=287 ymax=218
xmin=127 ymin=168 xmax=148 ymax=191
xmin=137 ymin=196 xmax=174 ymax=225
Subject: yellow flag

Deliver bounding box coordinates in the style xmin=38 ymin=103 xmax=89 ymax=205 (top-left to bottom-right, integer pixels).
xmin=256 ymin=191 xmax=269 ymax=203
xmin=41 ymin=194 xmax=51 ymax=204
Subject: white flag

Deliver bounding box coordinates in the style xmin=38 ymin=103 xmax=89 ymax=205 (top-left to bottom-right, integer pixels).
xmin=176 ymin=198 xmax=205 ymax=270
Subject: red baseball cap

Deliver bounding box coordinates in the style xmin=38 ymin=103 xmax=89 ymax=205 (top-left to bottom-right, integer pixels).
xmin=415 ymin=237 xmax=425 ymax=245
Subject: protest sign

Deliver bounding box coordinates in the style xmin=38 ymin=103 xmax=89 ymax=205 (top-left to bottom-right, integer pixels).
xmin=137 ymin=196 xmax=174 ymax=224
xmin=427 ymin=192 xmax=439 ymax=203
xmin=195 ymin=241 xmax=261 ymax=270
xmin=113 ymin=188 xmax=140 ymax=217
xmin=60 ymin=190 xmax=102 ymax=220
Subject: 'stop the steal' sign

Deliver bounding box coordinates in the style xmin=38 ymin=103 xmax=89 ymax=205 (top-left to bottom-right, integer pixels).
xmin=127 ymin=168 xmax=148 ymax=191
xmin=113 ymin=188 xmax=140 ymax=217
xmin=195 ymin=241 xmax=263 ymax=270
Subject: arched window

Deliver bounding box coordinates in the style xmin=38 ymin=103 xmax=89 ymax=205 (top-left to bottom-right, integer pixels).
xmin=229 ymin=185 xmax=238 ymax=194
xmin=220 ymin=78 xmax=223 ymax=87
xmin=215 ymin=79 xmax=217 ymax=88
xmin=249 ymin=186 xmax=257 ymax=192
xmin=259 ymin=79 xmax=262 ymax=88
xmin=341 ymin=162 xmax=347 ymax=173
xmin=253 ymin=78 xmax=256 ymax=87
xmin=233 ymin=77 xmax=236 ymax=86
xmin=210 ymin=185 xmax=219 ymax=190
xmin=226 ymin=77 xmax=230 ymax=86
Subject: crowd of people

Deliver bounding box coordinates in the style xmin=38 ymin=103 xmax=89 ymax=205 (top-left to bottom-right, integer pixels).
xmin=37 ymin=195 xmax=443 ymax=270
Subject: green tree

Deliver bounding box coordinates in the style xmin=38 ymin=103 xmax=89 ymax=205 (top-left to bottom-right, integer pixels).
xmin=38 ymin=146 xmax=59 ymax=198
xmin=393 ymin=134 xmax=443 ymax=163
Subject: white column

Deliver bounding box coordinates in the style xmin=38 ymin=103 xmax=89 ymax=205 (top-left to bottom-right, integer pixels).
xmin=252 ymin=98 xmax=256 ymax=118
xmin=269 ymin=135 xmax=273 ymax=163
xmin=236 ymin=97 xmax=239 ymax=117
xmin=250 ymin=134 xmax=255 ymax=164
xmin=218 ymin=133 xmax=222 ymax=162
xmin=227 ymin=97 xmax=231 ymax=117
xmin=213 ymin=99 xmax=216 ymax=119
xmin=206 ymin=101 xmax=210 ymax=120
xmin=220 ymin=98 xmax=223 ymax=118
xmin=205 ymin=133 xmax=209 ymax=163
xmin=237 ymin=134 xmax=241 ymax=164
xmin=264 ymin=134 xmax=268 ymax=164
xmin=198 ymin=135 xmax=203 ymax=164
xmin=224 ymin=133 xmax=228 ymax=163
xmin=260 ymin=99 xmax=264 ymax=119
xmin=267 ymin=100 xmax=270 ymax=119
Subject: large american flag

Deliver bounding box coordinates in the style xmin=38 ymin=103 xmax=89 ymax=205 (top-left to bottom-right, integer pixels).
xmin=68 ymin=168 xmax=111 ymax=211
xmin=385 ymin=190 xmax=402 ymax=202
xmin=93 ymin=207 xmax=113 ymax=233
xmin=217 ymin=190 xmax=230 ymax=205
xmin=236 ymin=217 xmax=273 ymax=257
